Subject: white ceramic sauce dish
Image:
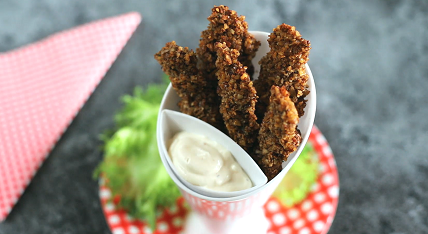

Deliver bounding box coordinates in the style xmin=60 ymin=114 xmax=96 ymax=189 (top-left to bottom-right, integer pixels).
xmin=159 ymin=109 xmax=268 ymax=198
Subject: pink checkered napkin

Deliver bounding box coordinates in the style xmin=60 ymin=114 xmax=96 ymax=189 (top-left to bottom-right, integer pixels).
xmin=0 ymin=12 xmax=142 ymax=221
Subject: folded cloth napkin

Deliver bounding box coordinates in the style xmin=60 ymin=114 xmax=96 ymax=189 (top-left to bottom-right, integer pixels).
xmin=0 ymin=12 xmax=142 ymax=221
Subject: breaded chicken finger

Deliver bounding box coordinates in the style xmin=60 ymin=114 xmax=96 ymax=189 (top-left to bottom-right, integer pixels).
xmin=197 ymin=5 xmax=260 ymax=82
xmin=154 ymin=41 xmax=223 ymax=129
xmin=256 ymin=85 xmax=302 ymax=180
xmin=254 ymin=23 xmax=311 ymax=118
xmin=215 ymin=42 xmax=259 ymax=152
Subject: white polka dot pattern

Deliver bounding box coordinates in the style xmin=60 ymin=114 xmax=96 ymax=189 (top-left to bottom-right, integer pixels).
xmin=0 ymin=12 xmax=141 ymax=221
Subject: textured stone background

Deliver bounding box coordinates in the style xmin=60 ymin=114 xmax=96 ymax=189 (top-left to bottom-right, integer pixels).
xmin=0 ymin=0 xmax=427 ymax=233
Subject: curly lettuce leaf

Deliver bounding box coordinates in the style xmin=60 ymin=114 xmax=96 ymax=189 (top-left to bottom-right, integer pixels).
xmin=94 ymin=80 xmax=180 ymax=230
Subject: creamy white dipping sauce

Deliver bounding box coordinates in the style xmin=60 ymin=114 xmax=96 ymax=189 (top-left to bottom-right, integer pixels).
xmin=168 ymin=131 xmax=252 ymax=192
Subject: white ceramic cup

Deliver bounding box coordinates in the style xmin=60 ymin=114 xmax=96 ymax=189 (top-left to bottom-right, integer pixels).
xmin=156 ymin=31 xmax=316 ymax=234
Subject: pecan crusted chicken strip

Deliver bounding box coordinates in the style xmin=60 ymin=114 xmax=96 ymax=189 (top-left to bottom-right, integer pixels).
xmin=197 ymin=5 xmax=261 ymax=83
xmin=215 ymin=42 xmax=259 ymax=152
xmin=154 ymin=41 xmax=223 ymax=129
xmin=254 ymin=23 xmax=311 ymax=118
xmin=256 ymin=86 xmax=302 ymax=180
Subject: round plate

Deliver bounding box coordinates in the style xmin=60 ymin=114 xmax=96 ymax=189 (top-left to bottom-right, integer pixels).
xmin=99 ymin=125 xmax=339 ymax=234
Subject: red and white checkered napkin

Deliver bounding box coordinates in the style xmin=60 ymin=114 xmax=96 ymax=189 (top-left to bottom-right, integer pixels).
xmin=0 ymin=12 xmax=142 ymax=221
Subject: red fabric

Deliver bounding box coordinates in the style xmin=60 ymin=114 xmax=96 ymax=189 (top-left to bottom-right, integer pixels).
xmin=0 ymin=12 xmax=142 ymax=221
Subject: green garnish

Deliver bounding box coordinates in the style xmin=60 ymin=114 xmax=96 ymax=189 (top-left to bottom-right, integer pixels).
xmin=94 ymin=77 xmax=180 ymax=230
xmin=273 ymin=143 xmax=319 ymax=207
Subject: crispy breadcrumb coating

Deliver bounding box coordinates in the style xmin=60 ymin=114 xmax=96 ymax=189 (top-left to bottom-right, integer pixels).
xmin=154 ymin=41 xmax=224 ymax=129
xmin=197 ymin=5 xmax=260 ymax=82
xmin=256 ymin=86 xmax=302 ymax=180
xmin=254 ymin=23 xmax=311 ymax=118
xmin=215 ymin=42 xmax=259 ymax=152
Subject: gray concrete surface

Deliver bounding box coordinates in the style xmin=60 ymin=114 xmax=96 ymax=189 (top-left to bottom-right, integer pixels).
xmin=0 ymin=0 xmax=427 ymax=233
